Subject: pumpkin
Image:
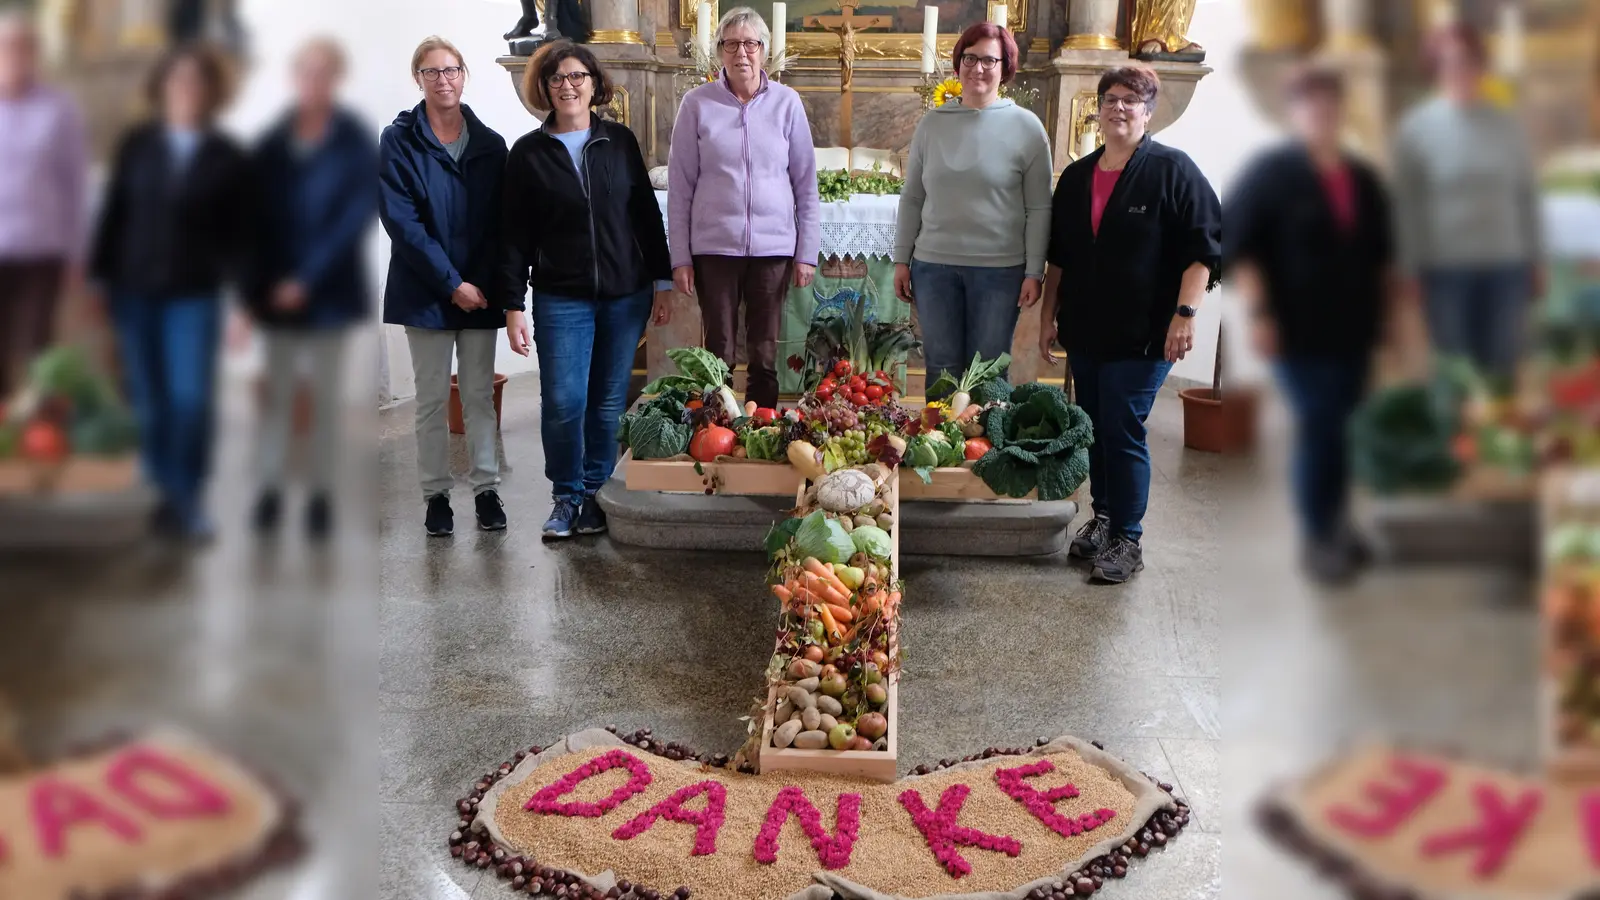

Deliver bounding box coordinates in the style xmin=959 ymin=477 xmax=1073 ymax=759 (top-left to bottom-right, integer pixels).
xmin=690 ymin=425 xmax=738 ymax=462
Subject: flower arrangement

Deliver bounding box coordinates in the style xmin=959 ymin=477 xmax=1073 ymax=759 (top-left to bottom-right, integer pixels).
xmin=523 ymin=750 xmax=653 ymax=817
xmin=898 ymin=783 xmax=1022 ymax=878
xmin=611 ymin=780 xmax=728 ymax=856
xmin=753 ymin=785 xmax=862 ymax=869
xmin=995 ymin=759 xmax=1117 ymax=839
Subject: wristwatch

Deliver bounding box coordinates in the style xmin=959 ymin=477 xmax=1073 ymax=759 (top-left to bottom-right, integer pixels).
xmin=1176 ymin=305 xmax=1199 ymax=319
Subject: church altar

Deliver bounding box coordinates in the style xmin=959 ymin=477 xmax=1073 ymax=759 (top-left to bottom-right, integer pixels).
xmin=654 ymin=191 xmax=909 ymax=395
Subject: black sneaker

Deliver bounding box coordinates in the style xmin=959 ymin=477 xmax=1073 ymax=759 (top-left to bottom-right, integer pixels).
xmin=542 ymin=498 xmax=581 ymax=540
xmin=1070 ymin=516 xmax=1111 ymax=559
xmin=425 ymin=495 xmax=454 ymax=536
xmin=475 ymin=490 xmax=508 ymax=531
xmin=575 ymin=496 xmax=608 ymax=535
xmin=251 ymin=491 xmax=282 ymax=534
xmin=306 ymin=493 xmax=332 ymax=540
xmin=1091 ymin=535 xmax=1144 ymax=584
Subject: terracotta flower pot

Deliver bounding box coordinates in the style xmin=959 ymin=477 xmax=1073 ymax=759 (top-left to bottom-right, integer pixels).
xmin=449 ymin=373 xmax=509 ymax=435
xmin=1179 ymin=386 xmax=1259 ymax=454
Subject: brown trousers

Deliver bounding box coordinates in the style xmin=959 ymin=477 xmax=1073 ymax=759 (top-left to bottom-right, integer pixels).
xmin=0 ymin=260 xmax=65 ymax=398
xmin=693 ymin=254 xmax=792 ymax=409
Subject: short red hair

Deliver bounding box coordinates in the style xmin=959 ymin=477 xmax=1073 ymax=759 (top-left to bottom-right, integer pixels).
xmin=952 ymin=22 xmax=1018 ymax=84
xmin=1422 ymin=21 xmax=1488 ymax=77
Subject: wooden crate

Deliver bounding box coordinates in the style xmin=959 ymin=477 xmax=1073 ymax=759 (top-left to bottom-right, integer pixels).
xmin=0 ymin=456 xmax=139 ymax=496
xmin=759 ymin=474 xmax=901 ymax=781
xmin=621 ymin=451 xmax=802 ymax=496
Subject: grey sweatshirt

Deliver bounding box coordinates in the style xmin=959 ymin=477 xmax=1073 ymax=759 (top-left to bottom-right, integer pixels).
xmin=1391 ymin=96 xmax=1543 ymax=274
xmin=893 ymin=98 xmax=1053 ymax=277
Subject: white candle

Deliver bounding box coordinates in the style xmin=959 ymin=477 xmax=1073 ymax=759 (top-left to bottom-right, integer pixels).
xmin=921 ymin=6 xmax=938 ymax=74
xmin=990 ymin=3 xmax=1007 ymax=27
xmin=772 ymin=2 xmax=786 ymax=62
xmin=697 ymin=1 xmax=712 ymax=58
xmin=1498 ymin=3 xmax=1524 ymax=76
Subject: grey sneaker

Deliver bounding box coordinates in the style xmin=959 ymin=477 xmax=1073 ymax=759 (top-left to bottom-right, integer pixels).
xmin=1070 ymin=516 xmax=1111 ymax=559
xmin=1091 ymin=535 xmax=1144 ymax=584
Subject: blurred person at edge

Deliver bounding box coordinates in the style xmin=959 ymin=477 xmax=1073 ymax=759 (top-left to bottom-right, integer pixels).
xmin=0 ymin=10 xmax=89 ymax=399
xmin=1393 ymin=21 xmax=1543 ymax=385
xmin=1225 ymin=67 xmax=1396 ymax=585
xmin=379 ymin=36 xmax=509 ymax=538
xmin=245 ymin=38 xmax=376 ymax=540
xmin=893 ymin=21 xmax=1053 ymax=388
xmin=1039 ymin=65 xmax=1221 ymax=586
xmin=90 ymin=44 xmax=252 ymax=541
xmin=668 ymin=6 xmax=819 ymax=411
xmin=502 ymin=41 xmax=672 ymax=541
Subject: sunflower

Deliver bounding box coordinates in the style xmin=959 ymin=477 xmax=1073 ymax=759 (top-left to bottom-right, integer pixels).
xmin=931 ymin=78 xmax=962 ymax=107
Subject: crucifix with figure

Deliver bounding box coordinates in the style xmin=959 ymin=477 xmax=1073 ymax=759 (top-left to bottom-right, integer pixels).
xmin=805 ymin=0 xmax=891 ymax=166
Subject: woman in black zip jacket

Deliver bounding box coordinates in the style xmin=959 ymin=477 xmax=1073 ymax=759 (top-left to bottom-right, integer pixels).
xmin=1039 ymin=65 xmax=1222 ymax=585
xmin=502 ymin=40 xmax=671 ymax=540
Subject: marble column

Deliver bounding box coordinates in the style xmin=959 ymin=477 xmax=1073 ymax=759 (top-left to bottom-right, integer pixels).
xmin=590 ymin=0 xmax=645 ymax=43
xmin=1061 ymin=0 xmax=1121 ymax=52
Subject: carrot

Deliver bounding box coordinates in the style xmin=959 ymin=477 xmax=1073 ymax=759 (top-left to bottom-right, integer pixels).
xmin=804 ymin=558 xmax=850 ymax=597
xmin=825 ymin=602 xmax=854 ymax=624
xmin=816 ymin=603 xmax=842 ymax=641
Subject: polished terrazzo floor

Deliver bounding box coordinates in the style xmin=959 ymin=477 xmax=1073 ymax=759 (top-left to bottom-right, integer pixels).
xmin=0 ymin=369 xmax=1538 ymax=900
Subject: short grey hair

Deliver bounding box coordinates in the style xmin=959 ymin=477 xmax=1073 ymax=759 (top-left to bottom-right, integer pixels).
xmin=716 ymin=6 xmax=770 ymax=61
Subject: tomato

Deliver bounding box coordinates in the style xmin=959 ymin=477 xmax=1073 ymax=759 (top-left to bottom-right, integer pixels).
xmin=833 ymin=360 xmax=852 ymax=377
xmin=815 ymin=386 xmax=833 ymax=402
xmin=20 ymin=420 xmax=68 ymax=463
xmin=964 ymin=437 xmax=993 ymax=460
xmin=864 ymin=385 xmax=885 ymax=401
xmin=851 ymin=392 xmax=870 ymax=407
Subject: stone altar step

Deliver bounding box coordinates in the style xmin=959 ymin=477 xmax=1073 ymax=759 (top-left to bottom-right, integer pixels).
xmin=595 ymin=477 xmax=1080 ymax=557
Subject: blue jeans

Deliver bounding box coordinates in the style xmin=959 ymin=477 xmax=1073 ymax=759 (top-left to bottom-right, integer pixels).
xmin=1069 ymin=355 xmax=1172 ymax=543
xmin=1274 ymin=357 xmax=1370 ymax=544
xmin=532 ymin=289 xmax=652 ymax=502
xmin=111 ymin=294 xmax=221 ymax=531
xmin=910 ymin=260 xmax=1024 ymax=390
xmin=1421 ymin=264 xmax=1530 ymax=383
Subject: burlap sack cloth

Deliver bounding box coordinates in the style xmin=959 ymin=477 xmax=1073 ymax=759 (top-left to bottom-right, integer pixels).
xmin=476 ymin=729 xmax=1175 ymax=900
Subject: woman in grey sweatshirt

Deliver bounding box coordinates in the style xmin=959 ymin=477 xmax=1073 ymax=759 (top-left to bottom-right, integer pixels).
xmin=1392 ymin=22 xmax=1543 ymax=384
xmin=892 ymin=22 xmax=1052 ymax=388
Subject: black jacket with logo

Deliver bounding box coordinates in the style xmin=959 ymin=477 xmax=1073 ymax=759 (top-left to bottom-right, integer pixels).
xmin=1047 ymin=137 xmax=1222 ymax=360
xmin=501 ymin=113 xmax=670 ymax=307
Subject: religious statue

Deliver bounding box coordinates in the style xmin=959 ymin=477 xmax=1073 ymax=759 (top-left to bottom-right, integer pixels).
xmin=1128 ymin=0 xmax=1206 ymax=62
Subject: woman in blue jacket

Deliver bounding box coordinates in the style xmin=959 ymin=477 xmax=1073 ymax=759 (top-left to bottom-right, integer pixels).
xmin=248 ymin=38 xmax=376 ymax=539
xmin=380 ymin=36 xmax=509 ymax=537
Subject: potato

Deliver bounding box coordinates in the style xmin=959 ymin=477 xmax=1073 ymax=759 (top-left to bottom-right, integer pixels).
xmin=801 ymin=706 xmax=822 ymax=731
xmin=773 ymin=719 xmax=803 ymax=749
xmin=795 ymin=677 xmax=820 ymax=692
xmin=785 ymin=686 xmax=815 ymax=710
xmin=787 ymin=659 xmax=822 ymax=680
xmin=815 ymin=695 xmax=843 ymax=717
xmin=817 ymin=713 xmax=838 ymax=733
xmin=793 ymin=730 xmax=831 ymax=750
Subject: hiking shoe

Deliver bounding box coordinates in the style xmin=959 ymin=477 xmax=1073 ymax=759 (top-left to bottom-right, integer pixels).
xmin=1070 ymin=516 xmax=1111 ymax=559
xmin=425 ymin=495 xmax=454 ymax=536
xmin=542 ymin=498 xmax=581 ymax=540
xmin=575 ymin=496 xmax=608 ymax=535
xmin=251 ymin=491 xmax=282 ymax=534
xmin=1091 ymin=535 xmax=1145 ymax=584
xmin=475 ymin=490 xmax=508 ymax=532
xmin=306 ymin=493 xmax=332 ymax=540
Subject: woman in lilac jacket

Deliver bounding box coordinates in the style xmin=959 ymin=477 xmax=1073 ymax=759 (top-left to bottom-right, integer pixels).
xmin=668 ymin=6 xmax=820 ymax=408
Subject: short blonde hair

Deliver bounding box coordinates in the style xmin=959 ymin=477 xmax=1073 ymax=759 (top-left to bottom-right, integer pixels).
xmin=410 ymin=35 xmax=467 ymax=83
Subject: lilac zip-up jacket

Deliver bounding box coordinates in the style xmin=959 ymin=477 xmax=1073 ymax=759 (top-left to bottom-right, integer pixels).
xmin=667 ymin=71 xmax=820 ymax=269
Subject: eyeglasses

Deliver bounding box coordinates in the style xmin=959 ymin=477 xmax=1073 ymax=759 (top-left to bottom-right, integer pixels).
xmin=1100 ymin=93 xmax=1148 ymax=111
xmin=959 ymin=54 xmax=1002 ymax=71
xmin=719 ymin=38 xmax=764 ymax=54
xmin=417 ymin=66 xmax=465 ymax=83
xmin=546 ymin=71 xmax=592 ymax=87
